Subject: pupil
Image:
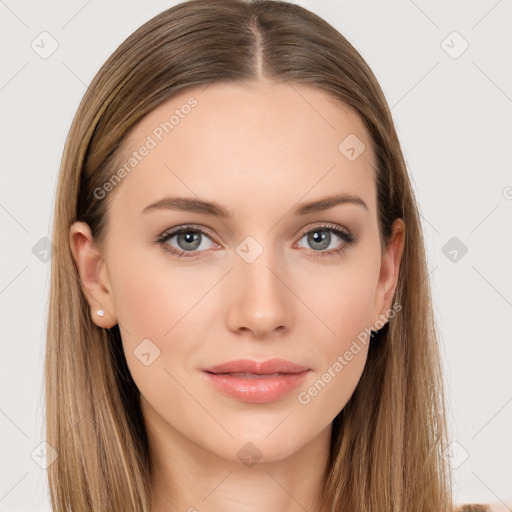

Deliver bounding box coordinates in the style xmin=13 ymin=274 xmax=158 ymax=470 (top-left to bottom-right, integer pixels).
xmin=309 ymin=230 xmax=329 ymax=250
xmin=179 ymin=231 xmax=200 ymax=250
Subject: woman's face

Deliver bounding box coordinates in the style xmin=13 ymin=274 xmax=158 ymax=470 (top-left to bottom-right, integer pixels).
xmin=71 ymin=80 xmax=404 ymax=464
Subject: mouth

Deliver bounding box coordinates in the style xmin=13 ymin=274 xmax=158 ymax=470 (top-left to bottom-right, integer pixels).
xmin=201 ymin=359 xmax=310 ymax=403
xmin=202 ymin=358 xmax=310 ymax=375
xmin=206 ymin=372 xmax=293 ymax=378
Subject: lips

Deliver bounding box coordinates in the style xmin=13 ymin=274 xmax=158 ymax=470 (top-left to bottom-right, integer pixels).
xmin=202 ymin=358 xmax=311 ymax=403
xmin=203 ymin=358 xmax=309 ymax=375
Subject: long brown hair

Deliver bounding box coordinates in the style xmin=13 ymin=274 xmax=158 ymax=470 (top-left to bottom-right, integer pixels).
xmin=45 ymin=0 xmax=454 ymax=510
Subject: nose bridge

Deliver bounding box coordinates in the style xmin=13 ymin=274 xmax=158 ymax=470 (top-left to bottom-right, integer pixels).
xmin=226 ymin=233 xmax=291 ymax=335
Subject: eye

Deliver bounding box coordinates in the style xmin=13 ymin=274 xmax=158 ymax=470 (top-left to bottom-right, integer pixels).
xmin=155 ymin=223 xmax=356 ymax=259
xmin=296 ymin=223 xmax=356 ymax=258
xmin=156 ymin=225 xmax=218 ymax=258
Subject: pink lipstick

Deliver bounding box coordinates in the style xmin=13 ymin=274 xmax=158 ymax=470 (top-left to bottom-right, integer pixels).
xmin=202 ymin=358 xmax=310 ymax=403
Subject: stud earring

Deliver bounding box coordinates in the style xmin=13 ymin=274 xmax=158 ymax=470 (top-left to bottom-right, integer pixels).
xmin=96 ymin=309 xmax=104 ymax=317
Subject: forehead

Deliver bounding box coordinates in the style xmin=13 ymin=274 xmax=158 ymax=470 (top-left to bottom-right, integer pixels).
xmin=109 ymin=81 xmax=377 ymax=223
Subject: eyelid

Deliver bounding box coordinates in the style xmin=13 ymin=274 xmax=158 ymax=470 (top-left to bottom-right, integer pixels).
xmin=157 ymin=224 xmax=218 ymax=243
xmin=156 ymin=221 xmax=356 ymax=257
xmin=295 ymin=222 xmax=352 ymax=240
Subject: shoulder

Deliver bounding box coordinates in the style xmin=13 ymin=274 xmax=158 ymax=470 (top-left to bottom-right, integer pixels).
xmin=455 ymin=504 xmax=509 ymax=512
xmin=454 ymin=505 xmax=489 ymax=512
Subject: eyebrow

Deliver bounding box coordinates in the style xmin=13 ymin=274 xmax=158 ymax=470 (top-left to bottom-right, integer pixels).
xmin=140 ymin=193 xmax=368 ymax=218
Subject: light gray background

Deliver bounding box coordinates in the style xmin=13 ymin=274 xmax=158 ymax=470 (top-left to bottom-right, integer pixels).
xmin=1 ymin=0 xmax=511 ymax=510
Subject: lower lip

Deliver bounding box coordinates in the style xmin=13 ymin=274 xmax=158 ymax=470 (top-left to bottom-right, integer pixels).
xmin=203 ymin=371 xmax=310 ymax=403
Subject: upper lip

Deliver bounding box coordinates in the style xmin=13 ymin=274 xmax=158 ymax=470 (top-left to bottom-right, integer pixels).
xmin=203 ymin=358 xmax=310 ymax=375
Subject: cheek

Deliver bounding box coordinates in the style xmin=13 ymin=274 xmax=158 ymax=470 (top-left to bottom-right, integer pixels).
xmin=113 ymin=268 xmax=180 ymax=342
xmin=298 ymin=254 xmax=379 ymax=346
xmin=110 ymin=244 xmax=215 ymax=342
xmin=292 ymin=256 xmax=378 ymax=413
xmin=108 ymin=257 xmax=219 ymax=390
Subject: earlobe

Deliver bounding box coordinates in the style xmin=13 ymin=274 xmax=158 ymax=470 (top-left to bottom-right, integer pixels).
xmin=69 ymin=221 xmax=118 ymax=328
xmin=370 ymin=218 xmax=405 ymax=329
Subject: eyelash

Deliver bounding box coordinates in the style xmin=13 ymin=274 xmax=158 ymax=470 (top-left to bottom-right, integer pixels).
xmin=155 ymin=223 xmax=357 ymax=259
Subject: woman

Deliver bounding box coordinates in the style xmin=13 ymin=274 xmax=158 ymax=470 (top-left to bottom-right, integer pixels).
xmin=45 ymin=0 xmax=491 ymax=510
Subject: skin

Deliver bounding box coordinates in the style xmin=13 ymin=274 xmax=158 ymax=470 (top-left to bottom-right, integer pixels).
xmin=70 ymin=80 xmax=405 ymax=512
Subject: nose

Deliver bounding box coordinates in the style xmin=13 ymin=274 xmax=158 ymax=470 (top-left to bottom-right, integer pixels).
xmin=225 ymin=249 xmax=293 ymax=339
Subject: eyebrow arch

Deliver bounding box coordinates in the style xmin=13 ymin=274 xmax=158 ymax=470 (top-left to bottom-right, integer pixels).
xmin=140 ymin=193 xmax=368 ymax=218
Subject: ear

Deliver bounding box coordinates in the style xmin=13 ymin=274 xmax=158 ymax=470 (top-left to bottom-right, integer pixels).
xmin=69 ymin=221 xmax=118 ymax=328
xmin=370 ymin=218 xmax=405 ymax=330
